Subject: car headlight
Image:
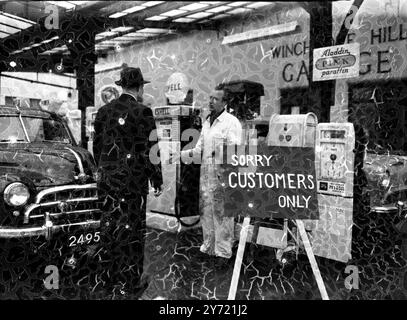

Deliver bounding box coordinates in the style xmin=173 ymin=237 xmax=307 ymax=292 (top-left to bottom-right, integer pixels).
xmin=3 ymin=182 xmax=30 ymax=207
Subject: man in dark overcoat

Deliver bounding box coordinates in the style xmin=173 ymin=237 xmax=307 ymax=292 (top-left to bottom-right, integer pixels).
xmin=93 ymin=66 xmax=162 ymax=298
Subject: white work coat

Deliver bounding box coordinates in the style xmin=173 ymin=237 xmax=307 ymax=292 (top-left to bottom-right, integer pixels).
xmin=182 ymin=110 xmax=242 ymax=258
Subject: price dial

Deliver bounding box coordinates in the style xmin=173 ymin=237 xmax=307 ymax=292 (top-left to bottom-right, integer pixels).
xmin=320 ymin=142 xmax=345 ymax=179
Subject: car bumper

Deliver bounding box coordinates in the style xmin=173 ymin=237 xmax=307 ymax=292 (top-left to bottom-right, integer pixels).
xmin=1 ymin=183 xmax=102 ymax=240
xmin=370 ymin=206 xmax=398 ymax=213
xmin=0 ymin=219 xmax=100 ymax=239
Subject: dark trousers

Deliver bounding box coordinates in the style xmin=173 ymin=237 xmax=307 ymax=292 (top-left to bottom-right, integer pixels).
xmin=98 ymin=191 xmax=147 ymax=294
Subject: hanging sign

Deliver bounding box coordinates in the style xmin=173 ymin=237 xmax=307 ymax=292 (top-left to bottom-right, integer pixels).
xmin=313 ymin=43 xmax=360 ymax=81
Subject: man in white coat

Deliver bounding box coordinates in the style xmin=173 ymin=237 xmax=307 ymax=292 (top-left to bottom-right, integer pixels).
xmin=180 ymin=89 xmax=242 ymax=267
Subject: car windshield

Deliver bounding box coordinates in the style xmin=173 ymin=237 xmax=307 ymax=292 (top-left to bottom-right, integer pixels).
xmin=0 ymin=116 xmax=27 ymax=142
xmin=0 ymin=116 xmax=71 ymax=144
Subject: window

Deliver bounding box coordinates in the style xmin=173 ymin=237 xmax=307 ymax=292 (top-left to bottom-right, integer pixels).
xmin=0 ymin=116 xmax=28 ymax=143
xmin=22 ymin=117 xmax=72 ymax=143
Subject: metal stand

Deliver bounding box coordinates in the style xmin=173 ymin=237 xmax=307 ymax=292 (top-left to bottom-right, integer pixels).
xmin=227 ymin=217 xmax=329 ymax=300
xmin=228 ymin=216 xmax=250 ymax=300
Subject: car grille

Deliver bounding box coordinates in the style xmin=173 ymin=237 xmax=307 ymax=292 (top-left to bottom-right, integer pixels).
xmin=24 ymin=184 xmax=102 ymax=226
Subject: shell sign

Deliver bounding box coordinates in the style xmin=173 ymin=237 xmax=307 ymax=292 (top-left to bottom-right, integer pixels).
xmin=165 ymin=72 xmax=190 ymax=104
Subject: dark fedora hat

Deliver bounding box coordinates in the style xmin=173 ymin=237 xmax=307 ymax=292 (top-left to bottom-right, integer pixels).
xmin=115 ymin=66 xmax=150 ymax=87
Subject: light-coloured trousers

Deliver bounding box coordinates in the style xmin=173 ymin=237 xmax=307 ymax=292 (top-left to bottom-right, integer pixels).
xmin=199 ymin=164 xmax=234 ymax=259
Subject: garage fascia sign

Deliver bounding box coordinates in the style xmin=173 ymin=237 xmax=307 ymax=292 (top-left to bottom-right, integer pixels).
xmin=313 ymin=43 xmax=360 ymax=81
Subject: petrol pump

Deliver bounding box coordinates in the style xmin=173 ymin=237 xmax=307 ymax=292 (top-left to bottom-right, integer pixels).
xmin=146 ymin=73 xmax=201 ymax=232
xmin=310 ymin=123 xmax=355 ymax=263
xmin=256 ymin=113 xmax=318 ymax=255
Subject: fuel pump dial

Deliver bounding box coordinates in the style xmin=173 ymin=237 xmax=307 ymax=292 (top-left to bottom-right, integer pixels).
xmin=320 ymin=143 xmax=345 ymax=180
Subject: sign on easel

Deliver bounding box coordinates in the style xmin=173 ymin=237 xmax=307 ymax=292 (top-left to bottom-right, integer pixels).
xmin=223 ymin=113 xmax=330 ymax=301
xmin=221 ymin=143 xmax=319 ymax=220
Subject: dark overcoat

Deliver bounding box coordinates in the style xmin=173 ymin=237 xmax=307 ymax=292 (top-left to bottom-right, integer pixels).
xmin=93 ymin=93 xmax=162 ymax=199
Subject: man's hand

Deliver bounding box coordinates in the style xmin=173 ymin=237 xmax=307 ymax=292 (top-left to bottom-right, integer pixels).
xmin=153 ymin=185 xmax=163 ymax=197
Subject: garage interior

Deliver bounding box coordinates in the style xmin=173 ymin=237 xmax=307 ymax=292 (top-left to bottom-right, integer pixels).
xmin=0 ymin=1 xmax=407 ymax=301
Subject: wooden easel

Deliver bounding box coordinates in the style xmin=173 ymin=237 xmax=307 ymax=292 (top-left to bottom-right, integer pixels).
xmin=227 ymin=216 xmax=329 ymax=300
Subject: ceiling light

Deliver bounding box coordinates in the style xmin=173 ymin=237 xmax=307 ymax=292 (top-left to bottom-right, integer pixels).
xmin=173 ymin=17 xmax=196 ymax=23
xmin=9 ymin=61 xmax=16 ymax=67
xmin=109 ymin=12 xmax=127 ymax=18
xmin=47 ymin=1 xmax=76 ymax=9
xmin=186 ymin=12 xmax=213 ymax=19
xmin=121 ymin=32 xmax=150 ymax=37
xmin=111 ymin=37 xmax=134 ymax=41
xmin=42 ymin=36 xmax=59 ymax=43
xmin=68 ymin=1 xmax=89 ymax=5
xmin=143 ymin=1 xmax=165 ymax=7
xmin=137 ymin=28 xmax=169 ymax=33
xmin=123 ymin=5 xmax=146 ymax=14
xmin=179 ymin=3 xmax=209 ymax=11
xmin=206 ymin=5 xmax=231 ymax=13
xmin=0 ymin=24 xmax=20 ymax=34
xmin=228 ymin=2 xmax=250 ymax=7
xmin=110 ymin=26 xmax=134 ymax=32
xmin=161 ymin=9 xmax=187 ymax=17
xmin=246 ymin=2 xmax=272 ymax=9
xmin=96 ymin=31 xmax=118 ymax=39
xmin=222 ymin=21 xmax=298 ymax=45
xmin=145 ymin=15 xmax=167 ymax=21
xmin=99 ymin=41 xmax=123 ymax=45
xmin=0 ymin=13 xmax=35 ymax=29
xmin=227 ymin=8 xmax=252 ymax=15
xmin=1 ymin=12 xmax=35 ymax=25
xmin=134 ymin=33 xmax=157 ymax=37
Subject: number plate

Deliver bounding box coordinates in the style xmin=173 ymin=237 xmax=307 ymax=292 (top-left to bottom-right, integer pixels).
xmin=67 ymin=230 xmax=101 ymax=248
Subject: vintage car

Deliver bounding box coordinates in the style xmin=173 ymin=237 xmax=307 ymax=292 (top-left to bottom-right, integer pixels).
xmin=0 ymin=106 xmax=101 ymax=270
xmin=363 ymin=147 xmax=407 ymax=214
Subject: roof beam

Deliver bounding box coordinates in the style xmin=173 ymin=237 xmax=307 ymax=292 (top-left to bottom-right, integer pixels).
xmin=0 ymin=1 xmax=221 ymax=64
xmin=97 ymin=17 xmax=217 ymax=44
xmin=0 ymin=12 xmax=106 ymax=59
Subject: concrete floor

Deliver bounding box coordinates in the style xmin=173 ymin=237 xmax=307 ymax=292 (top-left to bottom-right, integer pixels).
xmin=1 ymin=214 xmax=406 ymax=300
xmin=138 ymin=221 xmax=407 ymax=300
